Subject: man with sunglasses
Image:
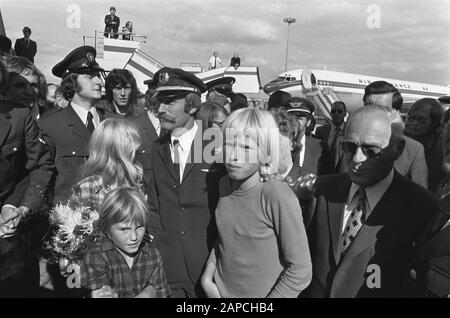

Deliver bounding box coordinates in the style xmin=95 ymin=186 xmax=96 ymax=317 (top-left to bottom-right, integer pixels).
xmin=137 ymin=67 xmax=226 ymax=298
xmin=38 ymin=46 xmax=115 ymax=204
xmin=316 ymin=101 xmax=347 ymax=174
xmin=305 ymin=105 xmax=439 ymax=298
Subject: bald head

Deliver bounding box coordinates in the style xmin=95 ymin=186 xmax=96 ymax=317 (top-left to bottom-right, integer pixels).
xmin=346 ymin=104 xmax=392 ymax=148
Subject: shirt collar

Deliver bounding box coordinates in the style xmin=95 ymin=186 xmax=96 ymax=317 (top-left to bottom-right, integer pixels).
xmin=348 ymin=169 xmax=394 ymax=212
xmin=170 ymin=121 xmax=198 ymax=152
xmin=71 ymin=101 xmax=98 ymax=123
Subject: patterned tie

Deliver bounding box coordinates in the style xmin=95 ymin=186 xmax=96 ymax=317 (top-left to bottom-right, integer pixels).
xmin=172 ymin=139 xmax=181 ymax=181
xmin=86 ymin=111 xmax=95 ymax=133
xmin=342 ymin=188 xmax=367 ymax=253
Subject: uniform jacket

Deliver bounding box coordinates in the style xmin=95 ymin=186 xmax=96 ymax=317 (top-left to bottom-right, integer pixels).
xmin=14 ymin=38 xmax=37 ymax=63
xmin=306 ymin=172 xmax=438 ymax=297
xmin=137 ymin=126 xmax=226 ymax=294
xmin=37 ymin=104 xmax=115 ymax=204
xmin=0 ymin=102 xmax=53 ymax=210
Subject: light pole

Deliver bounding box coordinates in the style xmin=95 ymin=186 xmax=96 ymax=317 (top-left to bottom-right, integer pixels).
xmin=283 ymin=17 xmax=296 ymax=72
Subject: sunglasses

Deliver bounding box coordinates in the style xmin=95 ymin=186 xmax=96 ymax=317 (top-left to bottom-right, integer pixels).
xmin=331 ymin=109 xmax=344 ymax=114
xmin=340 ymin=139 xmax=386 ymax=159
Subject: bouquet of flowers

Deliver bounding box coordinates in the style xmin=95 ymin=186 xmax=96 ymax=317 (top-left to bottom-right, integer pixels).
xmin=49 ymin=201 xmax=100 ymax=262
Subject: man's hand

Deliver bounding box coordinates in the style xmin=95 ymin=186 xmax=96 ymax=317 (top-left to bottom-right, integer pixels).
xmin=91 ymin=285 xmax=119 ymax=298
xmin=0 ymin=208 xmax=18 ymax=238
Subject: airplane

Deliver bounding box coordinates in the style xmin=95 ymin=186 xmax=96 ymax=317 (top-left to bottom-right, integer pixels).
xmin=263 ymin=69 xmax=450 ymax=119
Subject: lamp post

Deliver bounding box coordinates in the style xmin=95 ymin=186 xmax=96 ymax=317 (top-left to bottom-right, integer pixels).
xmin=283 ymin=17 xmax=296 ymax=72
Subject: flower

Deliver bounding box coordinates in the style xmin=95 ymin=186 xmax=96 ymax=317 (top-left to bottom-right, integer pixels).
xmin=49 ymin=202 xmax=99 ymax=262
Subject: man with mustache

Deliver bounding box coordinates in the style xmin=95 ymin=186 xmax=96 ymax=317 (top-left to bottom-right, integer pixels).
xmin=38 ymin=46 xmax=115 ymax=204
xmin=136 ymin=67 xmax=225 ymax=297
xmin=305 ymin=105 xmax=439 ymax=297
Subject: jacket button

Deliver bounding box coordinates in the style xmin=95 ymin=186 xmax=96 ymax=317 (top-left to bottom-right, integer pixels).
xmin=181 ymin=231 xmax=185 ymax=236
xmin=72 ymin=151 xmax=76 ymax=155
xmin=173 ymin=184 xmax=177 ymax=189
xmin=410 ymin=269 xmax=417 ymax=279
xmin=13 ymin=147 xmax=17 ymax=151
xmin=180 ymin=206 xmax=185 ymax=212
xmin=142 ymin=150 xmax=146 ymax=153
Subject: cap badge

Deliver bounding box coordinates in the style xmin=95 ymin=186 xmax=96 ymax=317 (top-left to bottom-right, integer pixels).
xmin=80 ymin=62 xmax=89 ymax=68
xmin=290 ymin=102 xmax=304 ymax=108
xmin=159 ymin=72 xmax=170 ymax=85
xmin=86 ymin=52 xmax=95 ymax=62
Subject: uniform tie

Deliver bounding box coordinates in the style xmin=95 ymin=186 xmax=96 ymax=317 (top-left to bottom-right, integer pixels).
xmin=86 ymin=111 xmax=95 ymax=133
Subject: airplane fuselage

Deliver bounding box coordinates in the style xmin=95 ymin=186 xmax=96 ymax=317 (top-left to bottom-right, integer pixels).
xmin=264 ymin=69 xmax=450 ymax=114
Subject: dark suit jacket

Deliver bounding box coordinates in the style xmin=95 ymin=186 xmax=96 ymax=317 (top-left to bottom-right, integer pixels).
xmin=298 ymin=135 xmax=322 ymax=175
xmin=14 ymin=38 xmax=37 ymax=63
xmin=0 ymin=102 xmax=53 ymax=297
xmin=306 ymin=172 xmax=439 ymax=298
xmin=403 ymin=194 xmax=450 ymax=297
xmin=129 ymin=110 xmax=161 ymax=155
xmin=0 ymin=102 xmax=53 ymax=210
xmin=138 ymin=126 xmax=226 ymax=295
xmin=37 ymin=104 xmax=115 ymax=204
xmin=104 ymin=14 xmax=120 ymax=37
xmin=315 ymin=123 xmax=345 ymax=175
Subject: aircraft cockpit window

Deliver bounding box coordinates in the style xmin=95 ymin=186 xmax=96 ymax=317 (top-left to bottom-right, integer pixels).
xmin=277 ymin=76 xmax=287 ymax=81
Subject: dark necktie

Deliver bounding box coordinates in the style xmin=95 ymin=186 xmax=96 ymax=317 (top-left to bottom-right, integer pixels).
xmin=330 ymin=127 xmax=342 ymax=166
xmin=342 ymin=188 xmax=367 ymax=253
xmin=172 ymin=139 xmax=181 ymax=181
xmin=86 ymin=111 xmax=95 ymax=133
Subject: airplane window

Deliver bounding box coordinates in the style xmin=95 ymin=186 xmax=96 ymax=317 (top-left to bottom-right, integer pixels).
xmin=278 ymin=76 xmax=286 ymax=81
xmin=291 ymin=77 xmax=296 ymax=81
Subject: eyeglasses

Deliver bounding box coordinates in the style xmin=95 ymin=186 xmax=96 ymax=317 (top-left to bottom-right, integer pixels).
xmin=340 ymin=139 xmax=386 ymax=159
xmin=331 ymin=109 xmax=344 ymax=114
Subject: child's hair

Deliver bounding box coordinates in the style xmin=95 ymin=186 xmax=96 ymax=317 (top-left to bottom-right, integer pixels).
xmin=221 ymin=108 xmax=280 ymax=176
xmin=78 ymin=118 xmax=143 ymax=188
xmin=98 ymin=187 xmax=149 ymax=235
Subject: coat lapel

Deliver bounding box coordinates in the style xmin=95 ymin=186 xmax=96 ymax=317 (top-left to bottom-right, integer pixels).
xmin=182 ymin=125 xmax=204 ymax=182
xmin=0 ymin=111 xmax=12 ymax=147
xmin=325 ymin=175 xmax=352 ymax=265
xmin=156 ymin=134 xmax=178 ymax=183
xmin=341 ymin=172 xmax=406 ymax=262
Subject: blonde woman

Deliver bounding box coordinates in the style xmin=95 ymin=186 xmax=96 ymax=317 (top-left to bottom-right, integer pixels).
xmin=201 ymin=108 xmax=312 ymax=298
xmin=70 ymin=117 xmax=144 ymax=209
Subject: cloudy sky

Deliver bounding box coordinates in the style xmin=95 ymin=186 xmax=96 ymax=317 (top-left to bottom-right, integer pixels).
xmin=2 ymin=0 xmax=450 ymax=95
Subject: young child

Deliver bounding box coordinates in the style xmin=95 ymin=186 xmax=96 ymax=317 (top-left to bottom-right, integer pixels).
xmin=80 ymin=187 xmax=168 ymax=298
xmin=201 ymin=108 xmax=312 ymax=298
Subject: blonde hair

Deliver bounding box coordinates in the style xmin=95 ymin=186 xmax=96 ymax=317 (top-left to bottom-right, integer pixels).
xmin=78 ymin=118 xmax=143 ymax=188
xmin=222 ymin=108 xmax=280 ymax=176
xmin=99 ymin=187 xmax=148 ymax=235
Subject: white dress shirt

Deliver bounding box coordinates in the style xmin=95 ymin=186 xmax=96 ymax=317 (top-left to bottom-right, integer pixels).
xmin=147 ymin=110 xmax=161 ymax=136
xmin=71 ymin=102 xmax=100 ymax=129
xmin=170 ymin=122 xmax=198 ymax=182
xmin=297 ymin=134 xmax=306 ymax=167
xmin=341 ymin=169 xmax=394 ymax=233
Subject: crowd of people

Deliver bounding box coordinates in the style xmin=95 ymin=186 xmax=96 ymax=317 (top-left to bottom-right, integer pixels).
xmin=0 ymin=22 xmax=449 ymax=299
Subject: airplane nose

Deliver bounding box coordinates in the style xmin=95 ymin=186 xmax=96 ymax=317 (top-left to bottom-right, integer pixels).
xmin=263 ymin=80 xmax=278 ymax=94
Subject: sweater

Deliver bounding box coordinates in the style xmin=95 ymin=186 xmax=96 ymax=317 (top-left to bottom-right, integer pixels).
xmin=209 ymin=177 xmax=312 ymax=298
